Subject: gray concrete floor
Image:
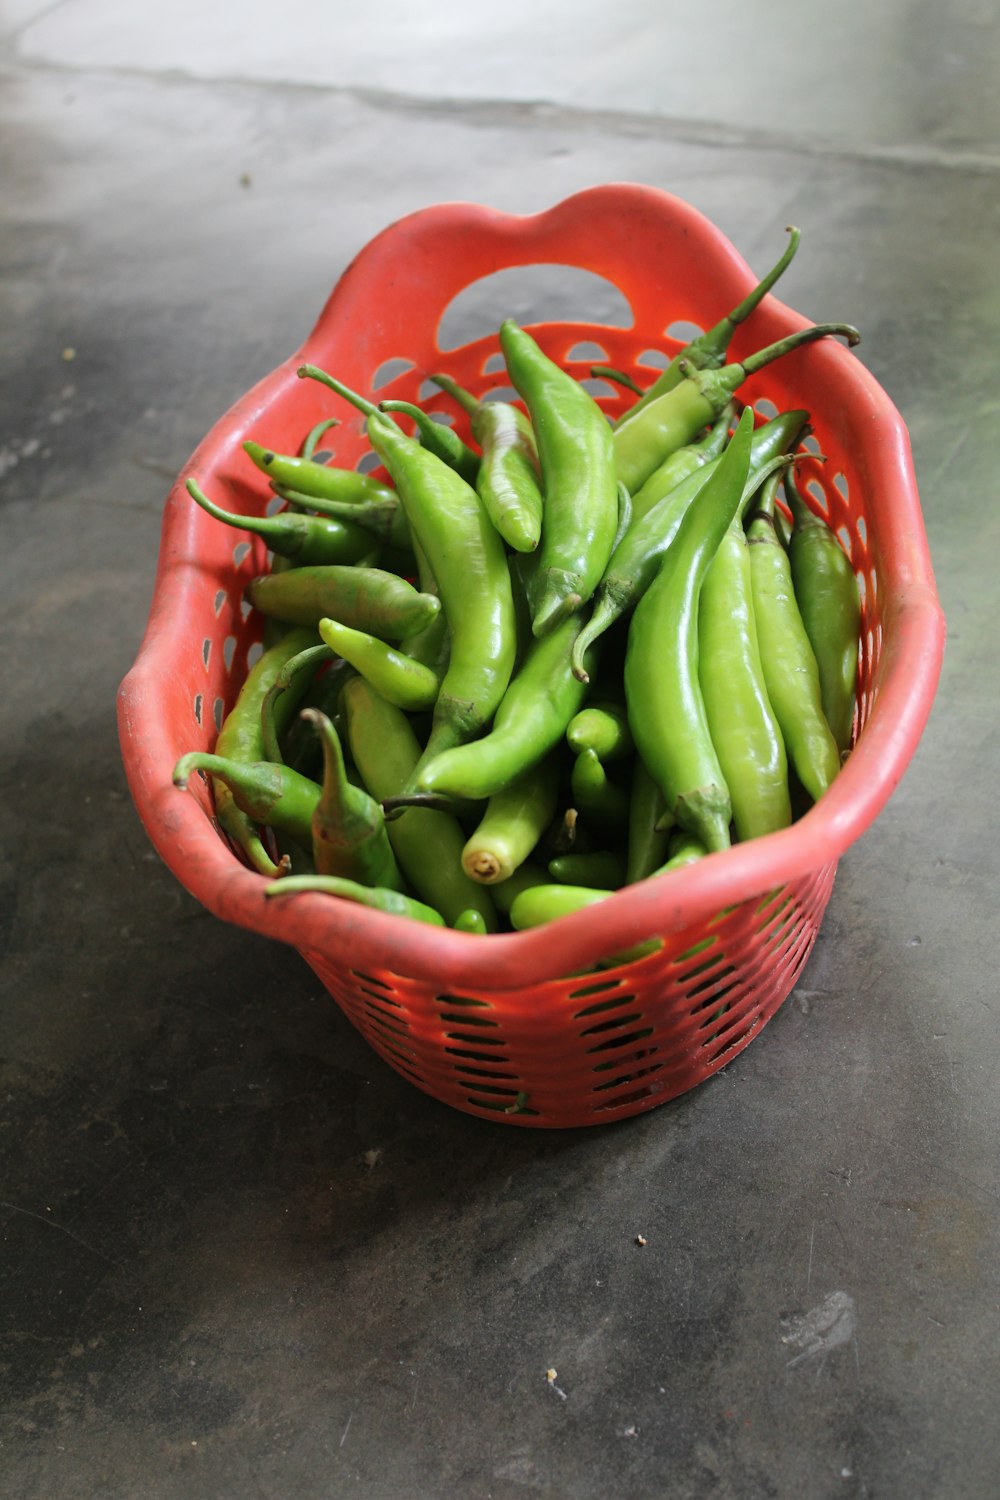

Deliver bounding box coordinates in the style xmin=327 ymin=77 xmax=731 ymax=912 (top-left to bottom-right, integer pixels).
xmin=2 ymin=4 xmax=998 ymax=1497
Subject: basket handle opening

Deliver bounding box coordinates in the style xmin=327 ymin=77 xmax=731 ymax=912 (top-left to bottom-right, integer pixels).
xmin=435 ymin=264 xmax=634 ymax=353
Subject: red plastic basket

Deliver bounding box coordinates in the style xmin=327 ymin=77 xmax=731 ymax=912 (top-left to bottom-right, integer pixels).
xmin=118 ymin=184 xmax=944 ymax=1128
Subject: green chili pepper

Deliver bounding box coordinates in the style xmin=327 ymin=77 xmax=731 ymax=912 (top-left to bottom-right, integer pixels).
xmin=399 ymin=534 xmax=451 ymax=679
xmin=626 ymin=760 xmax=671 ymax=884
xmin=622 ymin=226 xmax=802 ymax=420
xmin=624 ymin=406 xmax=756 ymax=852
xmin=378 ymin=399 xmax=481 ymax=486
xmin=317 ymin=616 xmax=440 ymax=712
xmin=198 ymin=628 xmax=318 ymax=875
xmin=400 ymin=613 xmax=596 ymax=805
xmin=246 ymin=564 xmax=441 ymax=639
xmin=509 ymin=883 xmax=611 ymax=930
xmin=305 ymin=709 xmax=401 ymax=888
xmin=698 ymin=515 xmax=791 ymax=842
xmin=174 ymin=751 xmax=320 ymax=850
xmin=365 ymin=411 xmax=517 ymax=762
xmin=629 ymin=403 xmax=736 ymax=525
xmin=243 ymin=439 xmax=395 ymax=511
xmin=612 ymin=481 xmax=633 ymax=553
xmin=785 ymin=465 xmax=861 ymax=755
xmin=433 ymin=375 xmax=544 ymax=555
xmin=660 ymin=830 xmax=708 ymax=870
xmin=269 ymin=482 xmax=411 ymax=553
xmin=428 ymin=371 xmax=544 ymax=557
xmin=613 ymin=323 xmax=858 ymax=495
xmin=260 ymin=643 xmax=337 ymax=764
xmin=499 ymin=319 xmax=619 ymax=635
xmin=489 ymin=859 xmax=552 ymax=916
xmin=187 ymin=478 xmax=375 ymax=567
xmin=746 ymin=469 xmax=842 ymax=804
xmin=340 ymin=675 xmax=497 ymax=930
xmin=569 ymin=749 xmax=630 ymax=831
xmin=511 ymin=831 xmax=708 ymax=951
xmin=454 ymin=909 xmax=489 ymax=934
xmin=427 ymin=372 xmax=480 ymax=419
xmin=460 ymin=757 xmax=559 ymax=885
xmin=566 ymin=701 xmax=633 ymax=762
xmin=277 ymin=659 xmax=353 ymax=784
xmin=265 ymin=874 xmax=445 ymax=926
xmin=547 ymin=849 xmax=626 ymax=889
xmin=570 ymin=412 xmax=808 ymax=682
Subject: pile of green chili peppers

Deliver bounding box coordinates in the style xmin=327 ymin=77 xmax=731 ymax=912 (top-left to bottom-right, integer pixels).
xmin=173 ymin=226 xmax=862 ymax=955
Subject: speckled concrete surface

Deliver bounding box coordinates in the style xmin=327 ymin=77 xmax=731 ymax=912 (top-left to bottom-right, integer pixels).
xmin=1 ymin=6 xmax=998 ymax=1497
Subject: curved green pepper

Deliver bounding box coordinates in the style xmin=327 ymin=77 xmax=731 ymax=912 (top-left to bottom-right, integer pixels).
xmin=785 ymin=465 xmax=861 ymax=756
xmin=623 ymin=407 xmax=755 ymax=852
xmin=366 ymin=412 xmax=517 ymax=763
xmin=746 ymin=470 xmax=842 ymax=804
xmin=500 ymin=320 xmax=619 ymax=634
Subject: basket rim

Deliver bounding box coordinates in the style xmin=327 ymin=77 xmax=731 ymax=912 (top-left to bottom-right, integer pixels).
xmin=118 ymin=183 xmax=946 ymax=990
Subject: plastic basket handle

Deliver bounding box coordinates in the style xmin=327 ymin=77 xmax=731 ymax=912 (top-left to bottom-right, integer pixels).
xmin=306 ymin=184 xmax=760 ymax=363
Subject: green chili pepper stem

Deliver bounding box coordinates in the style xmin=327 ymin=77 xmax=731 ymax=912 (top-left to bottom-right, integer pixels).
xmin=297 ymin=364 xmax=383 ymax=420
xmin=590 ymin=365 xmax=646 ymax=397
xmin=614 ymin=325 xmax=853 ymax=497
xmin=317 ymin=616 xmax=440 ymax=712
xmin=682 ymin=323 xmax=860 ymax=418
xmin=619 ymin=228 xmax=802 ymax=420
xmin=300 ymin=416 xmax=340 ymax=462
xmin=379 ymin=791 xmax=467 ymax=818
xmin=746 ymin=462 xmax=783 ymax=524
xmin=378 ymin=399 xmax=480 ymax=484
xmin=547 ymin=806 xmax=589 ymax=857
xmin=264 ymin=874 xmax=445 ymax=927
xmin=428 ymin=372 xmax=481 ymax=417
